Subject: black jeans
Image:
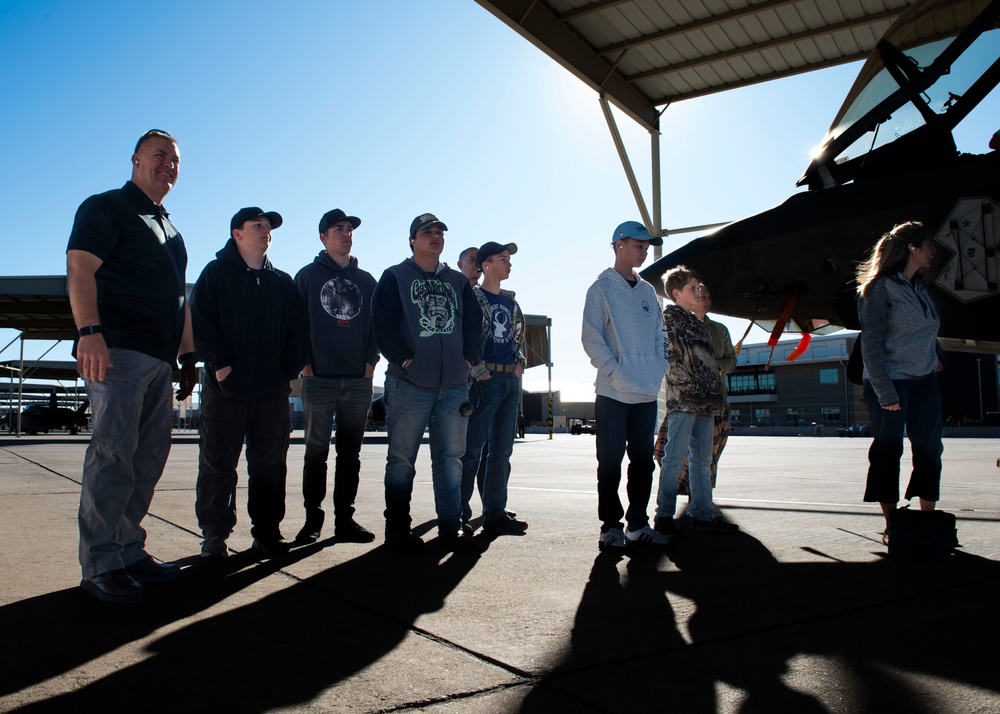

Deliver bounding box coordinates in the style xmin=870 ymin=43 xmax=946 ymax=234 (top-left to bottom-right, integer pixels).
xmin=300 ymin=376 xmax=373 ymax=525
xmin=196 ymin=386 xmax=290 ymax=540
xmin=863 ymin=374 xmax=942 ymax=504
xmin=595 ymin=395 xmax=657 ymax=532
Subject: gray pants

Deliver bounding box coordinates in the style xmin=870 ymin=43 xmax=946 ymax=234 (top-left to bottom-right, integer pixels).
xmin=79 ymin=348 xmax=173 ymax=578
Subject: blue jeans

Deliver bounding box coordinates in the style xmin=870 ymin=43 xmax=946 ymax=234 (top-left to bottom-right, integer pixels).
xmin=301 ymin=376 xmax=373 ymax=523
xmin=79 ymin=349 xmax=173 ymax=577
xmin=863 ymin=374 xmax=942 ymax=504
xmin=595 ymin=396 xmax=657 ymax=532
xmin=383 ymin=376 xmax=468 ymax=535
xmin=461 ymin=371 xmax=519 ymax=522
xmin=656 ymin=411 xmax=714 ymax=522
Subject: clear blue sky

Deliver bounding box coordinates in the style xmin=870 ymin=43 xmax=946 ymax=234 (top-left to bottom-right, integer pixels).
xmin=1 ymin=1 xmax=996 ymax=400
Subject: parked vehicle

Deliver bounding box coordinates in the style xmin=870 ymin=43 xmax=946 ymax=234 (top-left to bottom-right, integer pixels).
xmin=20 ymin=393 xmax=90 ymax=435
xmin=837 ymin=424 xmax=871 ymax=437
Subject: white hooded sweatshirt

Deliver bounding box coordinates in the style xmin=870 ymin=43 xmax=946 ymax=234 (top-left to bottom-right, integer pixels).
xmin=581 ymin=268 xmax=668 ymax=404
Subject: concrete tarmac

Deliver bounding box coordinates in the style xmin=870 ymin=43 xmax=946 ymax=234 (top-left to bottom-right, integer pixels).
xmin=1 ymin=433 xmax=998 ymax=713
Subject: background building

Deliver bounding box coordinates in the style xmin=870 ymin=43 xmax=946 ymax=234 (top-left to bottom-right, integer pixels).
xmin=727 ymin=333 xmax=999 ymax=434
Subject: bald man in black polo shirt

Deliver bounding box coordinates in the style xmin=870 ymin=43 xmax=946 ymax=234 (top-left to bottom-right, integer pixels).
xmin=67 ymin=129 xmax=197 ymax=604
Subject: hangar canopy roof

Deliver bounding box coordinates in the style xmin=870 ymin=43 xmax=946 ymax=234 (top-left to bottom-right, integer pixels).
xmin=0 ymin=276 xmax=194 ymax=343
xmin=0 ymin=277 xmax=556 ymax=375
xmin=476 ymin=0 xmax=915 ymax=131
xmin=0 ymin=276 xmax=75 ymax=342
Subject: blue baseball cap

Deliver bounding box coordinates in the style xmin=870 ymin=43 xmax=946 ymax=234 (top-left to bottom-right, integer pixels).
xmin=611 ymin=220 xmax=662 ymax=246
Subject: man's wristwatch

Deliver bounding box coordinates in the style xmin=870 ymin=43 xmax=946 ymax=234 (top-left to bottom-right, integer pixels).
xmin=77 ymin=325 xmax=103 ymax=337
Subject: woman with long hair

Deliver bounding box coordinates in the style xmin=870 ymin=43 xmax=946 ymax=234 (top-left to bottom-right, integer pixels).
xmin=856 ymin=221 xmax=944 ymax=542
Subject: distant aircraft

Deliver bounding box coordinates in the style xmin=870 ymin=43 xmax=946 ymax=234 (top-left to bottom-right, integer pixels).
xmin=19 ymin=391 xmax=90 ymax=435
xmin=642 ymin=0 xmax=1000 ymax=352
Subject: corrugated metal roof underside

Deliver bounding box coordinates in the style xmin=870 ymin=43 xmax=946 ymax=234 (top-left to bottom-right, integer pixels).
xmin=0 ymin=276 xmax=75 ymax=341
xmin=476 ymin=0 xmax=916 ymax=130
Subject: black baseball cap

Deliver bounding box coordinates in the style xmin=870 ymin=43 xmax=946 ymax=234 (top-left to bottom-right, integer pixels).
xmin=230 ymin=207 xmax=282 ymax=233
xmin=410 ymin=213 xmax=448 ymax=236
xmin=319 ymin=209 xmax=361 ymax=233
xmin=476 ymin=241 xmax=517 ymax=266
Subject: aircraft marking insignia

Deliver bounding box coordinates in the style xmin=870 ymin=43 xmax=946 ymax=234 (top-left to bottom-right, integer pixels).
xmin=933 ymin=198 xmax=1000 ymax=303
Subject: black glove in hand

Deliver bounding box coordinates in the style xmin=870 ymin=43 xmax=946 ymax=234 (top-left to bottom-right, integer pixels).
xmin=176 ymin=359 xmax=198 ymax=401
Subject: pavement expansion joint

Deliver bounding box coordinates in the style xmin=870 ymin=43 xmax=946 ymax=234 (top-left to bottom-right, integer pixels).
xmin=366 ymin=680 xmax=541 ymax=714
xmin=1 ymin=447 xmax=82 ymax=484
xmin=293 ymin=574 xmax=538 ymax=680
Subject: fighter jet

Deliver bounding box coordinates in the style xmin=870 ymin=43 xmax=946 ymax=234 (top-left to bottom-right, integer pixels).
xmin=19 ymin=391 xmax=90 ymax=435
xmin=641 ymin=0 xmax=1000 ymax=352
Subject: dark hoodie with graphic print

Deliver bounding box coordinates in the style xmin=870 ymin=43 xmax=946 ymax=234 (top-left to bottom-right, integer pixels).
xmin=294 ymin=251 xmax=379 ymax=378
xmin=372 ymin=258 xmax=482 ymax=391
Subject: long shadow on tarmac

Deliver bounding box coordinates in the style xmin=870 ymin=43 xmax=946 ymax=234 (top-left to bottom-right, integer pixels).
xmin=5 ymin=526 xmax=999 ymax=712
xmin=3 ymin=533 xmax=481 ymax=713
xmin=519 ymin=531 xmax=1000 ymax=713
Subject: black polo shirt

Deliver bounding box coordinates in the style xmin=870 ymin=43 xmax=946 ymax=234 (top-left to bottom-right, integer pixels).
xmin=67 ymin=181 xmax=188 ymax=364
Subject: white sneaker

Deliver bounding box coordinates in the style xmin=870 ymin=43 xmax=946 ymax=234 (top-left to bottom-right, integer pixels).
xmin=625 ymin=525 xmax=672 ymax=547
xmin=598 ymin=527 xmax=629 ymax=550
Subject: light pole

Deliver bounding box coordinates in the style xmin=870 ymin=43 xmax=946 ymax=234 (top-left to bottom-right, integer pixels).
xmin=977 ymin=358 xmax=983 ymax=421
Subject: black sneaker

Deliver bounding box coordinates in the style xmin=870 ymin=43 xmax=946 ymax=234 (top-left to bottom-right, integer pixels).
xmin=653 ymin=518 xmax=684 ymax=540
xmin=252 ymin=535 xmax=290 ymax=557
xmin=200 ymin=535 xmax=229 ymax=558
xmin=690 ymin=517 xmax=739 ymax=533
xmin=483 ymin=512 xmax=528 ymax=535
xmin=439 ymin=530 xmax=480 ymax=551
xmin=295 ymin=515 xmax=324 ymax=544
xmin=385 ymin=530 xmax=424 ymax=552
xmin=598 ymin=527 xmax=629 ymax=551
xmin=335 ymin=520 xmax=376 ymax=543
